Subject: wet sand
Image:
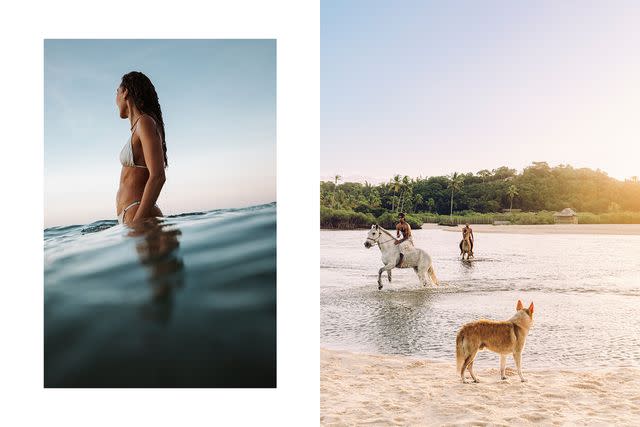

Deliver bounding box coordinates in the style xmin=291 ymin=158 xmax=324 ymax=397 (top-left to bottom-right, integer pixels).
xmin=422 ymin=223 xmax=640 ymax=235
xmin=321 ymin=348 xmax=640 ymax=426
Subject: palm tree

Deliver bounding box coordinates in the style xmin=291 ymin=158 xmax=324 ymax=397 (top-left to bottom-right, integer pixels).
xmin=477 ymin=169 xmax=491 ymax=183
xmin=447 ymin=172 xmax=464 ymax=218
xmin=390 ymin=195 xmax=399 ymax=212
xmin=427 ymin=198 xmax=436 ymax=213
xmin=332 ymin=174 xmax=341 ymax=208
xmin=369 ymin=190 xmax=381 ymax=208
xmin=390 ymin=174 xmax=402 ymax=212
xmin=400 ymin=189 xmax=412 ymax=213
xmin=414 ymin=193 xmax=423 ymax=212
xmin=507 ymin=184 xmax=518 ymax=212
xmin=398 ymin=175 xmax=411 ymax=212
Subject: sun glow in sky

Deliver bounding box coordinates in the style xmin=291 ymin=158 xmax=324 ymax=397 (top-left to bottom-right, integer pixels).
xmin=45 ymin=39 xmax=275 ymax=227
xmin=321 ymin=0 xmax=640 ymax=183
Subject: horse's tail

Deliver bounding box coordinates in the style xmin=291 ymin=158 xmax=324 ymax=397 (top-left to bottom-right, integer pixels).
xmin=428 ymin=264 xmax=439 ymax=285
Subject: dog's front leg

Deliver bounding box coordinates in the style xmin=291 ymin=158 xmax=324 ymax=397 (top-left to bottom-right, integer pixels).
xmin=513 ymin=351 xmax=526 ymax=382
xmin=500 ymin=354 xmax=507 ymax=380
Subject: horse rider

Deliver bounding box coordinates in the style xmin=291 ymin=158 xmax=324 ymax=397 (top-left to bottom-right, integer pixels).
xmin=460 ymin=223 xmax=474 ymax=256
xmin=395 ymin=212 xmax=414 ymax=267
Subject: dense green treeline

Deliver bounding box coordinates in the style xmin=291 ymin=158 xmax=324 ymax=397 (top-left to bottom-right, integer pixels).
xmin=320 ymin=163 xmax=640 ymax=228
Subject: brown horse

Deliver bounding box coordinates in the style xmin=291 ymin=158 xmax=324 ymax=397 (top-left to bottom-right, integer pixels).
xmin=460 ymin=228 xmax=473 ymax=260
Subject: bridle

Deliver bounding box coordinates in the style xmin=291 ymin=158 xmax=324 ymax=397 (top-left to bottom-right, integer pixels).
xmin=366 ymin=233 xmax=394 ymax=246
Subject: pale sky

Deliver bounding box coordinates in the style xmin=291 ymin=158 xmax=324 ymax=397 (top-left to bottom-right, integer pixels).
xmin=45 ymin=39 xmax=276 ymax=227
xmin=321 ymin=0 xmax=640 ymax=183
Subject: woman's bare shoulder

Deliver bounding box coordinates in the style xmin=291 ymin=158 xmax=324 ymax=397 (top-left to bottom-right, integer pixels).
xmin=137 ymin=115 xmax=160 ymax=139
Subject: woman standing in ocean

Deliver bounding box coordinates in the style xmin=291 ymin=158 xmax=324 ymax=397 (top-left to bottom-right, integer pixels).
xmin=115 ymin=71 xmax=168 ymax=224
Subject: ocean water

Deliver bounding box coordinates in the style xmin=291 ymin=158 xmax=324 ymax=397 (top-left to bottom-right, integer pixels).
xmin=321 ymin=227 xmax=640 ymax=370
xmin=45 ymin=202 xmax=276 ymax=387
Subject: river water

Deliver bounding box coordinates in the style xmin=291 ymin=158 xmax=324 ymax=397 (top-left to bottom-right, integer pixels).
xmin=321 ymin=227 xmax=640 ymax=369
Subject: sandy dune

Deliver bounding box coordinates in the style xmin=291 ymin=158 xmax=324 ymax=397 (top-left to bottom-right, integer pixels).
xmin=422 ymin=223 xmax=640 ymax=235
xmin=321 ymin=348 xmax=640 ymax=426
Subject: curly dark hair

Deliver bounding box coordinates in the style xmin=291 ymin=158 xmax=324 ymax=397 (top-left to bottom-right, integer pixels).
xmin=119 ymin=71 xmax=168 ymax=167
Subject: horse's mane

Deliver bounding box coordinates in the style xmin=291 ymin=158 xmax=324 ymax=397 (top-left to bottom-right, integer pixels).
xmin=377 ymin=225 xmax=396 ymax=239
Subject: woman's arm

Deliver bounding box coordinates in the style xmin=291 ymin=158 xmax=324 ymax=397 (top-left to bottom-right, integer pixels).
xmin=132 ymin=115 xmax=166 ymax=221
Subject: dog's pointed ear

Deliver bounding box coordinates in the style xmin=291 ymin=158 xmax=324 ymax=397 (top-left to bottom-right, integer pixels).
xmin=528 ymin=302 xmax=534 ymax=314
xmin=374 ymin=224 xmax=379 ymax=229
xmin=516 ymin=300 xmax=523 ymax=311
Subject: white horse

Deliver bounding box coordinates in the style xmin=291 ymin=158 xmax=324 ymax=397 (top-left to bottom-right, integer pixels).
xmin=364 ymin=224 xmax=439 ymax=290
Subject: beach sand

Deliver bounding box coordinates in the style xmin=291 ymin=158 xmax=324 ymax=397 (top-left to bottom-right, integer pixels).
xmin=421 ymin=223 xmax=640 ymax=235
xmin=321 ymin=348 xmax=640 ymax=426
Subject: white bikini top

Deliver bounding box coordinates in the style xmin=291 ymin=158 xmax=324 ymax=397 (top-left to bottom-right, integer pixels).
xmin=119 ymin=116 xmax=147 ymax=168
xmin=119 ymin=115 xmax=162 ymax=169
xmin=119 ymin=135 xmax=147 ymax=168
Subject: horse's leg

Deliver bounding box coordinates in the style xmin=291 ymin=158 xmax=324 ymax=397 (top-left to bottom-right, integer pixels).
xmin=420 ymin=267 xmax=429 ymax=286
xmin=378 ymin=263 xmax=394 ymax=290
xmin=413 ymin=266 xmax=425 ymax=286
xmin=396 ymin=252 xmax=404 ymax=268
xmin=412 ymin=253 xmax=427 ymax=287
xmin=387 ymin=269 xmax=392 ymax=283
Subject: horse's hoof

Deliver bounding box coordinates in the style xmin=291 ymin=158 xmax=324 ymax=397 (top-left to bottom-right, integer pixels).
xmin=378 ymin=284 xmax=383 ymax=290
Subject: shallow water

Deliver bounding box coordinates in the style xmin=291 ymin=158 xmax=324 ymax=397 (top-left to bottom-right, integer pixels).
xmin=45 ymin=203 xmax=276 ymax=387
xmin=321 ymin=228 xmax=640 ymax=369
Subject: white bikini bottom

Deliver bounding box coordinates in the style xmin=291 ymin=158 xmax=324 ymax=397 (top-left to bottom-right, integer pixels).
xmin=117 ymin=201 xmax=141 ymax=224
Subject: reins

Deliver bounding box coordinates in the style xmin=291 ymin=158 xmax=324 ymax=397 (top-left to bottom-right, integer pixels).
xmin=367 ymin=235 xmax=395 ymax=246
xmin=367 ymin=226 xmax=396 ymax=246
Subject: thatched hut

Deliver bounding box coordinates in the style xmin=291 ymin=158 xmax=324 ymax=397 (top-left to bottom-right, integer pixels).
xmin=554 ymin=208 xmax=578 ymax=224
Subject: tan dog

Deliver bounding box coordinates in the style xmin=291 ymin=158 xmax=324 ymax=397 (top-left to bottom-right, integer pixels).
xmin=456 ymin=300 xmax=534 ymax=383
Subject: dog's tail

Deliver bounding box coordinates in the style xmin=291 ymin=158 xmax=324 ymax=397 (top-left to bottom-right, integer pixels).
xmin=456 ymin=330 xmax=466 ymax=374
